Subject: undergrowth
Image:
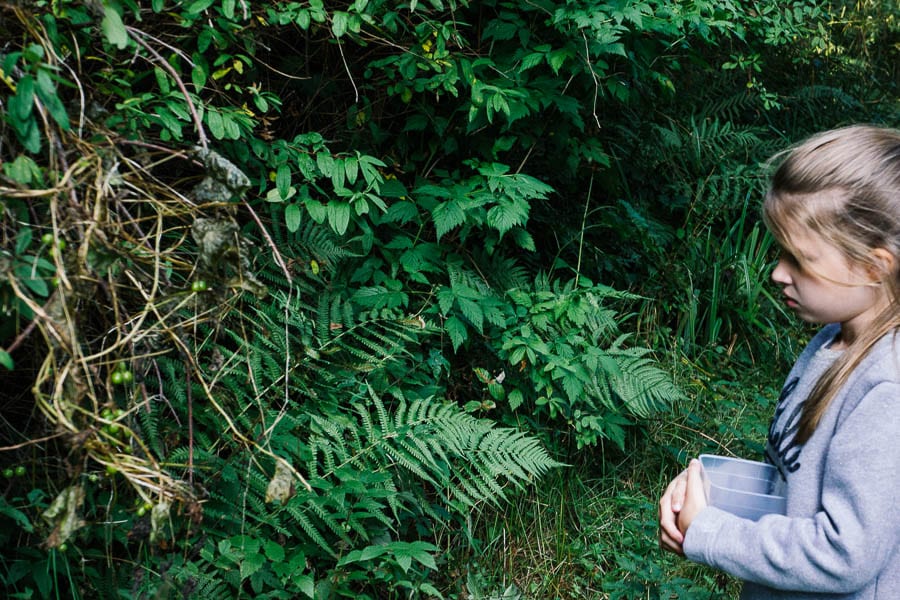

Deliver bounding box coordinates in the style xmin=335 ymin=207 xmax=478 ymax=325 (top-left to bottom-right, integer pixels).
xmin=454 ymin=350 xmax=799 ymax=600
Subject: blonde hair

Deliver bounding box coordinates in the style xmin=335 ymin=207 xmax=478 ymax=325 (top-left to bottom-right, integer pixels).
xmin=763 ymin=124 xmax=900 ymax=444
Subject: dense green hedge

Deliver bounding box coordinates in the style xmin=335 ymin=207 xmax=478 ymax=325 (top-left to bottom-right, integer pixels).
xmin=1 ymin=0 xmax=897 ymax=598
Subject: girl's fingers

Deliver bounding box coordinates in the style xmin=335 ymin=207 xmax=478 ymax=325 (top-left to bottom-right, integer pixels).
xmin=670 ymin=473 xmax=687 ymax=511
xmin=659 ymin=527 xmax=685 ymax=555
xmin=658 ymin=470 xmax=688 ymax=553
xmin=676 ymin=459 xmax=709 ymax=535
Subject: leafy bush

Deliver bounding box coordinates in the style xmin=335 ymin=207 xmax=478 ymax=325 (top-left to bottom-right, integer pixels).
xmin=1 ymin=0 xmax=899 ymax=598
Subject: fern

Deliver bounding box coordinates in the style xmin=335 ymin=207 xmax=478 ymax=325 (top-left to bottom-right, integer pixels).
xmin=497 ymin=276 xmax=683 ymax=448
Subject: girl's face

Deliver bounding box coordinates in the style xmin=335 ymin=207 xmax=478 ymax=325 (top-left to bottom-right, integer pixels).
xmin=771 ymin=228 xmax=892 ymax=347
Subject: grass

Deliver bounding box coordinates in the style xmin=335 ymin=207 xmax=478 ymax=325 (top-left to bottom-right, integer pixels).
xmin=447 ymin=348 xmax=790 ymax=600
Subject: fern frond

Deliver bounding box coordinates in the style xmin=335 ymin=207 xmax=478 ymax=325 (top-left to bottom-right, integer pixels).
xmin=283 ymin=495 xmax=339 ymax=557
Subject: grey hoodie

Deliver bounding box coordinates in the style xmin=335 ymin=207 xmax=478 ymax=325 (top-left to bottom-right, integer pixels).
xmin=684 ymin=324 xmax=900 ymax=599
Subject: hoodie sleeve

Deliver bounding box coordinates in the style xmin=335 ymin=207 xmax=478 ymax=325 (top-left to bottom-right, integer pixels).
xmin=683 ymin=381 xmax=900 ymax=593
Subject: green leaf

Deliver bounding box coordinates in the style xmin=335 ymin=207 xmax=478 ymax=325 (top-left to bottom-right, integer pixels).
xmin=379 ymin=178 xmax=409 ymax=199
xmin=15 ymin=266 xmax=49 ymax=297
xmin=101 ymin=4 xmax=129 ymax=49
xmin=191 ymin=63 xmax=208 ymax=92
xmin=19 ymin=117 xmax=41 ymax=153
xmin=344 ymin=155 xmax=358 ymax=185
xmin=486 ymin=197 xmax=529 ymax=236
xmin=337 ymin=544 xmax=388 ymax=566
xmin=432 ymin=200 xmax=466 ymax=239
xmin=240 ymin=552 xmax=265 ymax=579
xmin=382 ymin=201 xmax=418 ymax=225
xmin=298 ymin=575 xmax=315 ymax=598
xmin=13 ymin=75 xmax=34 ymax=121
xmin=316 ymin=152 xmax=335 ymax=176
xmin=403 ymin=541 xmax=438 ymax=570
xmin=285 ymin=203 xmax=302 ymax=232
xmin=510 ymin=228 xmax=536 ymax=251
xmin=35 ymin=70 xmax=70 ymax=131
xmin=327 ymin=201 xmax=351 ymax=235
xmin=207 ymin=110 xmax=225 ymax=139
xmin=4 ymin=155 xmax=41 ymax=185
xmin=304 ymin=198 xmax=327 ymax=224
xmin=508 ymin=388 xmax=524 ymax=411
xmin=186 ymin=0 xmax=216 ymax=14
xmin=264 ymin=540 xmax=285 ymax=562
xmin=457 ymin=297 xmax=484 ymax=333
xmin=332 ymin=11 xmax=349 ymax=38
xmin=276 ymin=164 xmax=292 ymax=199
xmin=445 ymin=315 xmax=468 ymax=351
xmin=396 ymin=554 xmax=412 ymax=572
xmin=0 ymin=350 xmax=14 ymax=371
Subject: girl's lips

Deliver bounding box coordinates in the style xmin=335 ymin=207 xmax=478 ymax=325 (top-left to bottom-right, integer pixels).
xmin=784 ymin=295 xmax=798 ymax=308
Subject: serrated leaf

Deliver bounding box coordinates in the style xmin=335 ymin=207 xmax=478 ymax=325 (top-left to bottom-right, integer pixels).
xmin=298 ymin=575 xmax=315 ymax=598
xmin=432 ymin=200 xmax=466 ymax=239
xmin=379 ymin=178 xmax=409 ymax=198
xmin=445 ymin=315 xmax=468 ymax=351
xmin=508 ymin=388 xmax=524 ymax=411
xmin=511 ymin=228 xmax=536 ymax=251
xmin=486 ymin=196 xmax=529 ymax=236
xmin=5 ymin=155 xmax=40 ymax=185
xmin=457 ymin=297 xmax=484 ymax=332
xmin=264 ymin=540 xmax=285 ymax=562
xmin=383 ymin=201 xmax=418 ymax=226
xmin=396 ymin=554 xmax=412 ymax=572
xmin=521 ymin=52 xmax=544 ymax=71
xmin=241 ymin=552 xmax=265 ymax=579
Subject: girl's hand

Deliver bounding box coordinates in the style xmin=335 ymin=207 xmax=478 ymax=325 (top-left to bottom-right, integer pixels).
xmin=658 ymin=468 xmax=688 ymax=555
xmin=676 ymin=459 xmax=708 ymax=535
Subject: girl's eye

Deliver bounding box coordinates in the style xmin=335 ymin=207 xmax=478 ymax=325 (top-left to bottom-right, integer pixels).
xmin=780 ymin=252 xmax=801 ymax=268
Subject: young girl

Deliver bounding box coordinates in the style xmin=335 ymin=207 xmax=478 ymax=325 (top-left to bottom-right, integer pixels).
xmin=659 ymin=124 xmax=900 ymax=599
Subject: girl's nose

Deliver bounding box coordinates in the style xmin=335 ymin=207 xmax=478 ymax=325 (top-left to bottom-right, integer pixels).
xmin=771 ymin=257 xmax=791 ymax=285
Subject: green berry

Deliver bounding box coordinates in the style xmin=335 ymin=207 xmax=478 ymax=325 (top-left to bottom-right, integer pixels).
xmin=2 ymin=468 xmax=13 ymax=478
xmin=111 ymin=371 xmax=124 ymax=385
xmin=136 ymin=506 xmax=147 ymax=517
xmin=14 ymin=465 xmax=25 ymax=477
xmin=41 ymin=233 xmax=54 ymax=245
xmin=191 ymin=279 xmax=208 ymax=293
xmin=105 ymin=465 xmax=117 ymax=476
xmin=58 ymin=543 xmax=68 ymax=552
xmin=121 ymin=370 xmax=133 ymax=383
